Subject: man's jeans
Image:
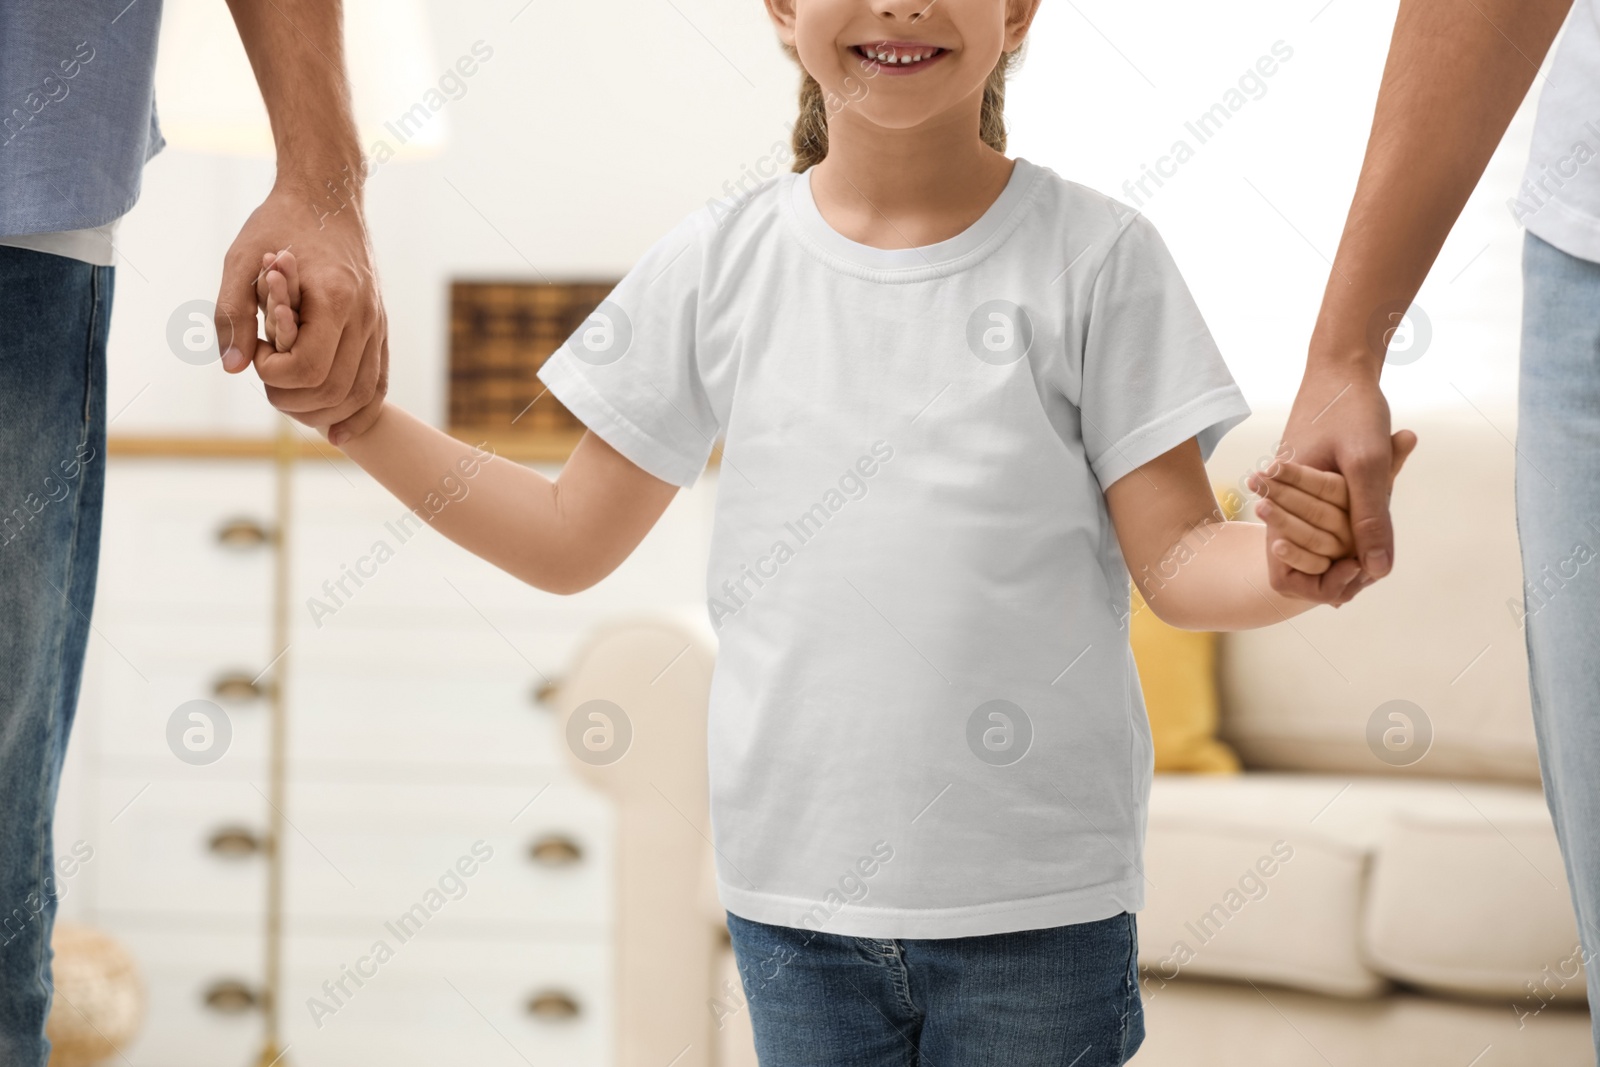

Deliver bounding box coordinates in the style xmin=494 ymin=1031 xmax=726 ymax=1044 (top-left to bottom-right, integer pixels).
xmin=1518 ymin=231 xmax=1600 ymax=1056
xmin=0 ymin=246 xmax=109 ymax=1066
xmin=725 ymin=910 xmax=1143 ymax=1066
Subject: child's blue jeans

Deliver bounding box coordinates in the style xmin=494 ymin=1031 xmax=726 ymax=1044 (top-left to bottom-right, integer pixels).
xmin=725 ymin=910 xmax=1144 ymax=1066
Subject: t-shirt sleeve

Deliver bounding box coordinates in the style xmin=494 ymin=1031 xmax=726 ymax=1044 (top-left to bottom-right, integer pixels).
xmin=1078 ymin=213 xmax=1251 ymax=490
xmin=535 ymin=213 xmax=718 ymax=487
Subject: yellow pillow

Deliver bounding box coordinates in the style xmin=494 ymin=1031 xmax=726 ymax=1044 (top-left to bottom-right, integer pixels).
xmin=1129 ymin=485 xmax=1242 ymax=774
xmin=1131 ymin=588 xmax=1239 ymax=773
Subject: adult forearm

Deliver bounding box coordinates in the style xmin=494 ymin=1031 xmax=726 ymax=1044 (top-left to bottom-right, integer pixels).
xmin=1310 ymin=0 xmax=1573 ymax=371
xmin=225 ymin=0 xmax=363 ymax=188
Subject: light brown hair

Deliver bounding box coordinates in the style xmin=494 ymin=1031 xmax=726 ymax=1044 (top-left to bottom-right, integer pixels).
xmin=784 ymin=44 xmax=1026 ymax=172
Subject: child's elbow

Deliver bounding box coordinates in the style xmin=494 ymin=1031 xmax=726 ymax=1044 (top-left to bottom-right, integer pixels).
xmin=1143 ymin=601 xmax=1206 ymax=632
xmin=525 ymin=556 xmax=614 ymax=596
xmin=1134 ymin=587 xmax=1210 ymax=632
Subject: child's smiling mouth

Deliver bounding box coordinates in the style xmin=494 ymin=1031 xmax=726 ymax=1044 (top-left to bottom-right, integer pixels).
xmin=851 ymin=41 xmax=950 ymax=74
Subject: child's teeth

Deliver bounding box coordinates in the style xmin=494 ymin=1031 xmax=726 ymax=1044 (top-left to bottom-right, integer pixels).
xmin=860 ymin=45 xmax=939 ymax=64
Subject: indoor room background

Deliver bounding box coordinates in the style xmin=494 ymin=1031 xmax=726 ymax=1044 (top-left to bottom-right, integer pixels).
xmin=38 ymin=0 xmax=1565 ymax=1064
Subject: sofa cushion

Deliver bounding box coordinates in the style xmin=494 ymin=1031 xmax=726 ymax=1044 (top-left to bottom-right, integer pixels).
xmin=1362 ymin=788 xmax=1585 ymax=1005
xmin=1143 ymin=774 xmax=1577 ymax=1002
xmin=1203 ymin=411 xmax=1540 ymax=783
xmin=1134 ymin=975 xmax=1591 ymax=1067
xmin=1144 ymin=775 xmax=1387 ymax=997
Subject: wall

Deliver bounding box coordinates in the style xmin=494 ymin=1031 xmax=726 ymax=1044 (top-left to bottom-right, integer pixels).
xmin=107 ymin=0 xmax=1540 ymax=439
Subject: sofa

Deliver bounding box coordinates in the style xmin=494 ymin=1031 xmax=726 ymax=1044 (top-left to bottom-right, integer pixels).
xmin=549 ymin=410 xmax=1593 ymax=1067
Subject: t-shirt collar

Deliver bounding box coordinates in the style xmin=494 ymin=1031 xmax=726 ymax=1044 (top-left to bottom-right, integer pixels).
xmin=785 ymin=157 xmax=1041 ymax=276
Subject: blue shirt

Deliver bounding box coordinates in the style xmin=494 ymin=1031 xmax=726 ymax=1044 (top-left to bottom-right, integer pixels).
xmin=0 ymin=0 xmax=164 ymax=238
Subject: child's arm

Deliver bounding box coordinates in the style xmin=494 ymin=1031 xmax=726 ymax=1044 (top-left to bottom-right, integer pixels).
xmin=344 ymin=409 xmax=678 ymax=594
xmin=259 ymin=252 xmax=678 ymax=594
xmin=1104 ymin=434 xmax=1410 ymax=631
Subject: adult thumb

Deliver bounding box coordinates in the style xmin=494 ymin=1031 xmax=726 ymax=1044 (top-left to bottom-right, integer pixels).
xmin=1346 ymin=452 xmax=1396 ymax=579
xmin=214 ymin=250 xmax=258 ymax=374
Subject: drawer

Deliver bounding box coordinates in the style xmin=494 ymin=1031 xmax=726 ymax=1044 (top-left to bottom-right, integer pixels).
xmin=290 ymin=461 xmax=715 ymax=625
xmin=287 ymin=625 xmax=565 ymax=772
xmin=283 ymin=932 xmax=611 ymax=1066
xmin=92 ymin=777 xmax=267 ymax=919
xmin=107 ymin=925 xmax=610 ymax=1067
xmin=99 ymin=459 xmax=274 ymax=616
xmin=89 ymin=777 xmax=613 ymax=929
xmin=105 ymin=926 xmax=265 ymax=1067
xmin=283 ymin=781 xmax=613 ymax=932
xmin=88 ymin=623 xmax=273 ymax=775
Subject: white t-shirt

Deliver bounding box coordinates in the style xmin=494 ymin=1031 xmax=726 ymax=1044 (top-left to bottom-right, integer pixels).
xmin=0 ymin=220 xmax=120 ymax=266
xmin=538 ymin=157 xmax=1250 ymax=939
xmin=1518 ymin=0 xmax=1600 ymax=262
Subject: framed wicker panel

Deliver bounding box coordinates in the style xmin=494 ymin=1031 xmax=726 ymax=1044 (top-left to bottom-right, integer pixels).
xmin=448 ymin=280 xmax=617 ymax=447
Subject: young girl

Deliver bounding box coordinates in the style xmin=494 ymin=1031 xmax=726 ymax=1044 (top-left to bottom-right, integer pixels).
xmin=255 ymin=1 xmax=1410 ymax=1061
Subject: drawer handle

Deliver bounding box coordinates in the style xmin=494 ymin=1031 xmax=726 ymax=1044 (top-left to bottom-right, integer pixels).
xmin=215 ymin=517 xmax=273 ymax=550
xmin=202 ymin=979 xmax=259 ymax=1014
xmin=212 ymin=672 xmax=266 ymax=703
xmin=528 ymin=835 xmax=582 ymax=867
xmin=207 ymin=826 xmax=264 ymax=858
xmin=531 ymin=678 xmax=562 ymax=707
xmin=525 ymin=991 xmax=580 ymax=1021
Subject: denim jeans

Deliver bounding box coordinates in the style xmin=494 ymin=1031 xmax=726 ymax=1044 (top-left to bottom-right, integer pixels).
xmin=1518 ymin=231 xmax=1600 ymax=1058
xmin=725 ymin=910 xmax=1143 ymax=1066
xmin=0 ymin=247 xmax=110 ymax=1066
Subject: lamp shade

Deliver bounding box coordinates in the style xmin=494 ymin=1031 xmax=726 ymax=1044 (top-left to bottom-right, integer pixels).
xmin=154 ymin=0 xmax=444 ymax=158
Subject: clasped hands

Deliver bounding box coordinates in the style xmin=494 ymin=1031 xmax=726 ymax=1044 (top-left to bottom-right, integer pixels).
xmin=215 ymin=183 xmax=388 ymax=446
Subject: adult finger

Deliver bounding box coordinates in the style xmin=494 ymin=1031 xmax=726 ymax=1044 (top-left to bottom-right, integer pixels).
xmin=264 ymin=324 xmax=364 ymax=415
xmin=1268 ymin=563 xmax=1321 ymax=601
xmin=1326 ymin=556 xmax=1365 ymax=590
xmin=322 ymin=330 xmax=383 ymax=427
xmin=1322 ymin=558 xmax=1367 ymax=606
xmin=268 ymin=326 xmax=380 ymax=426
xmin=329 ymin=331 xmax=389 ymax=445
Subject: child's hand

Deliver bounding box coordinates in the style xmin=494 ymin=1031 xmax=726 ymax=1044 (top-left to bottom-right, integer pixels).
xmin=255 ymin=249 xmax=301 ymax=354
xmin=1251 ymin=462 xmax=1354 ymax=574
xmin=1249 ymin=431 xmax=1417 ymax=575
xmin=254 ymin=247 xmax=386 ymax=447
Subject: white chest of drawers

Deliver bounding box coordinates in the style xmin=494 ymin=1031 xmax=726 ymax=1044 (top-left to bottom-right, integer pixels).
xmin=58 ymin=450 xmax=714 ymax=1066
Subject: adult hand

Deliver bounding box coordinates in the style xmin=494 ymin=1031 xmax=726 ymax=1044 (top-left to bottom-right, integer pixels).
xmin=1264 ymin=362 xmax=1406 ymax=605
xmin=214 ymin=177 xmax=388 ymax=444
